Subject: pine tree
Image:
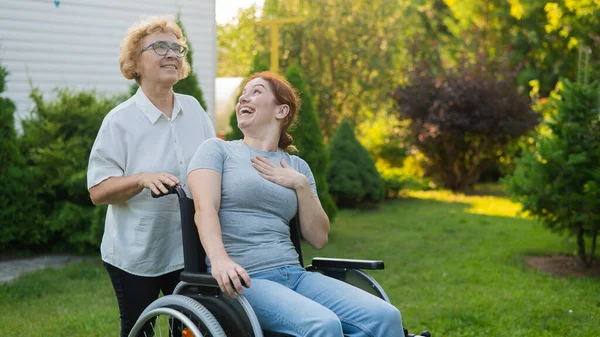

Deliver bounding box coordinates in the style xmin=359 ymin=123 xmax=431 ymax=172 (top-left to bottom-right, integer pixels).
xmin=173 ymin=14 xmax=208 ymax=110
xmin=327 ymin=118 xmax=385 ymax=208
xmin=226 ymin=53 xmax=269 ymax=140
xmin=505 ymin=79 xmax=600 ymax=267
xmin=285 ymin=65 xmax=337 ymax=221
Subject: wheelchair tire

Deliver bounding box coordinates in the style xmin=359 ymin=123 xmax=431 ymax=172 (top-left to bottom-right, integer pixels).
xmin=129 ymin=294 xmax=226 ymax=337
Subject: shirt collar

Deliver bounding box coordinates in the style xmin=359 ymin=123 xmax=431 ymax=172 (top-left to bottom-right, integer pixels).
xmin=134 ymin=87 xmax=183 ymax=124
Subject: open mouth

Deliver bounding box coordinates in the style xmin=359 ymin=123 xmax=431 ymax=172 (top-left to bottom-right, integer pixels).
xmin=239 ymin=107 xmax=255 ymax=115
xmin=161 ymin=64 xmax=178 ymax=70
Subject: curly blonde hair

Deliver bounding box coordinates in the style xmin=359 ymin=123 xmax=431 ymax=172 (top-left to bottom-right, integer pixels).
xmin=119 ymin=16 xmax=191 ymax=85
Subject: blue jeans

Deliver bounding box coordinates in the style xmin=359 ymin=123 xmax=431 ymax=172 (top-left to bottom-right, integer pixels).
xmin=243 ymin=265 xmax=404 ymax=337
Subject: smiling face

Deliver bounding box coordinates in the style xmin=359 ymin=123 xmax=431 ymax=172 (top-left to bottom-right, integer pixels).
xmin=136 ymin=31 xmax=183 ymax=88
xmin=236 ymin=77 xmax=288 ymax=133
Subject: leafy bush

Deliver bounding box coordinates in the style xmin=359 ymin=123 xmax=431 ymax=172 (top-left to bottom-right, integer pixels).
xmin=393 ymin=59 xmax=539 ymax=191
xmin=327 ymin=118 xmax=385 ymax=208
xmin=378 ymin=153 xmax=434 ymax=199
xmin=357 ymin=112 xmax=409 ymax=168
xmin=504 ymin=79 xmax=600 ymax=267
xmin=19 ymin=88 xmax=117 ymax=252
xmin=356 ymin=112 xmax=429 ymax=197
xmin=0 ymin=65 xmax=42 ymax=251
xmin=285 ymin=65 xmax=337 ymax=221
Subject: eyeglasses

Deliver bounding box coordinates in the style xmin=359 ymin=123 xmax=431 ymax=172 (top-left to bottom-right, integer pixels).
xmin=141 ymin=41 xmax=188 ymax=58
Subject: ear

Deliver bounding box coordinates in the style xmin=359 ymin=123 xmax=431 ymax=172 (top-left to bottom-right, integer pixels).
xmin=133 ymin=63 xmax=140 ymax=78
xmin=275 ymin=104 xmax=290 ymax=120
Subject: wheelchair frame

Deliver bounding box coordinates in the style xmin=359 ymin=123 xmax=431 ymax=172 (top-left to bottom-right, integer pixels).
xmin=128 ymin=185 xmax=408 ymax=337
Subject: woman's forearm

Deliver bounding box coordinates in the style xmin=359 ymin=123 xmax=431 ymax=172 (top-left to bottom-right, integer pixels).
xmin=296 ymin=180 xmax=330 ymax=249
xmin=89 ymin=175 xmax=144 ymax=205
xmin=195 ymin=210 xmax=229 ymax=263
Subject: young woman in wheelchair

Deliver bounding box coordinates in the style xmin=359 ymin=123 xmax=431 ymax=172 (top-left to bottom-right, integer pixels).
xmin=187 ymin=71 xmax=405 ymax=337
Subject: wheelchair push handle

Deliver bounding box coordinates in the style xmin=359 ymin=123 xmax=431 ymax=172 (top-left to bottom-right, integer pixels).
xmin=151 ymin=184 xmax=187 ymax=198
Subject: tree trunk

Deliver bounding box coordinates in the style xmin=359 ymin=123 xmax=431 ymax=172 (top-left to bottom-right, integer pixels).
xmin=585 ymin=228 xmax=597 ymax=268
xmin=576 ymin=224 xmax=588 ymax=268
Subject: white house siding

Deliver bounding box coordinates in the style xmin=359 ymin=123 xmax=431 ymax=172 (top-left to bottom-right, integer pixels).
xmin=0 ymin=0 xmax=216 ymax=125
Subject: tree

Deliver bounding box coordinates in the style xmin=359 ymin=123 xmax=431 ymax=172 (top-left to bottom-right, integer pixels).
xmin=393 ymin=57 xmax=538 ymax=191
xmin=173 ymin=14 xmax=208 ymax=110
xmin=510 ymin=0 xmax=600 ymax=95
xmin=217 ymin=5 xmax=266 ymax=77
xmin=504 ymin=79 xmax=600 ymax=268
xmin=0 ymin=64 xmax=41 ymax=251
xmin=267 ymin=0 xmax=408 ymax=135
xmin=285 ymin=64 xmax=337 ymax=221
xmin=327 ymin=118 xmax=385 ymax=208
xmin=218 ymin=0 xmax=600 ymax=139
xmin=439 ymin=0 xmax=600 ymax=96
xmin=225 ymin=53 xmax=269 ymax=140
xmin=130 ymin=14 xmax=208 ymax=111
xmin=220 ymin=0 xmax=410 ymax=136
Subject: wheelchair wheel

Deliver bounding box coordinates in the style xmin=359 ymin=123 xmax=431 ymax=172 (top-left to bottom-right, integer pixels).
xmin=129 ymin=294 xmax=226 ymax=337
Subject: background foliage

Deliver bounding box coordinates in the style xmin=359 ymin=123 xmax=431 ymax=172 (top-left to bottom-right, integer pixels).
xmin=17 ymin=88 xmax=118 ymax=253
xmin=285 ymin=64 xmax=338 ymax=221
xmin=504 ymin=79 xmax=600 ymax=267
xmin=0 ymin=65 xmax=41 ymax=251
xmin=327 ymin=118 xmax=385 ymax=208
xmin=393 ymin=56 xmax=538 ymax=191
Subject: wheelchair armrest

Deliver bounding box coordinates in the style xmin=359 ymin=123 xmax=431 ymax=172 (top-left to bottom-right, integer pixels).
xmin=180 ymin=271 xmax=220 ymax=287
xmin=311 ymin=257 xmax=384 ymax=270
xmin=180 ymin=271 xmax=250 ymax=288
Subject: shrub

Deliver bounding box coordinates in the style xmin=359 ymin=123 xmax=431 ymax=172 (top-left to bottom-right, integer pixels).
xmin=285 ymin=65 xmax=337 ymax=221
xmin=357 ymin=112 xmax=420 ymax=197
xmin=357 ymin=112 xmax=409 ymax=168
xmin=504 ymin=79 xmax=600 ymax=267
xmin=0 ymin=65 xmax=42 ymax=251
xmin=19 ymin=88 xmax=117 ymax=252
xmin=327 ymin=118 xmax=385 ymax=208
xmin=393 ymin=59 xmax=539 ymax=191
xmin=378 ymin=154 xmax=434 ymax=199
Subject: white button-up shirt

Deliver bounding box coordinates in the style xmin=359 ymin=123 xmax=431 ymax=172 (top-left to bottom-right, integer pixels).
xmin=87 ymin=88 xmax=215 ymax=276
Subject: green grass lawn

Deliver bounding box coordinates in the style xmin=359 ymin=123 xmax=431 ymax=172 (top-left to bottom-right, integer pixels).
xmin=1 ymin=188 xmax=598 ymax=337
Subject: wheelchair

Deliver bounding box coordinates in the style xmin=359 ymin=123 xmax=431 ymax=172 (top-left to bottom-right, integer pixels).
xmin=128 ymin=185 xmax=430 ymax=337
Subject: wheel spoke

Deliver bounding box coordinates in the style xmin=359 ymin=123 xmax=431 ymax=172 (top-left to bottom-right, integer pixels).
xmin=167 ymin=319 xmax=173 ymax=337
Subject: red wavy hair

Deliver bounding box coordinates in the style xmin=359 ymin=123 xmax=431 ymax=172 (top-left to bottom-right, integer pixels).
xmin=242 ymin=71 xmax=301 ymax=152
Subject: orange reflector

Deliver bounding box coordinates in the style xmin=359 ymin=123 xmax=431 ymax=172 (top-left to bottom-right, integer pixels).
xmin=182 ymin=327 xmax=195 ymax=337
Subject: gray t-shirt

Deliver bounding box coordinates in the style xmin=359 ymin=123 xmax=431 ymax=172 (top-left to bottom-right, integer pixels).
xmin=187 ymin=138 xmax=318 ymax=275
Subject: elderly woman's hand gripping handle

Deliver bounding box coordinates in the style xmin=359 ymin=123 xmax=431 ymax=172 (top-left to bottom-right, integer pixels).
xmin=89 ymin=172 xmax=180 ymax=205
xmin=188 ymin=168 xmax=252 ymax=298
xmin=251 ymin=155 xmax=330 ymax=249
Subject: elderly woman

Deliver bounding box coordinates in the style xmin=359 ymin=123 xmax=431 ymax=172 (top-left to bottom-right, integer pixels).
xmin=187 ymin=71 xmax=404 ymax=337
xmin=87 ymin=16 xmax=215 ymax=337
